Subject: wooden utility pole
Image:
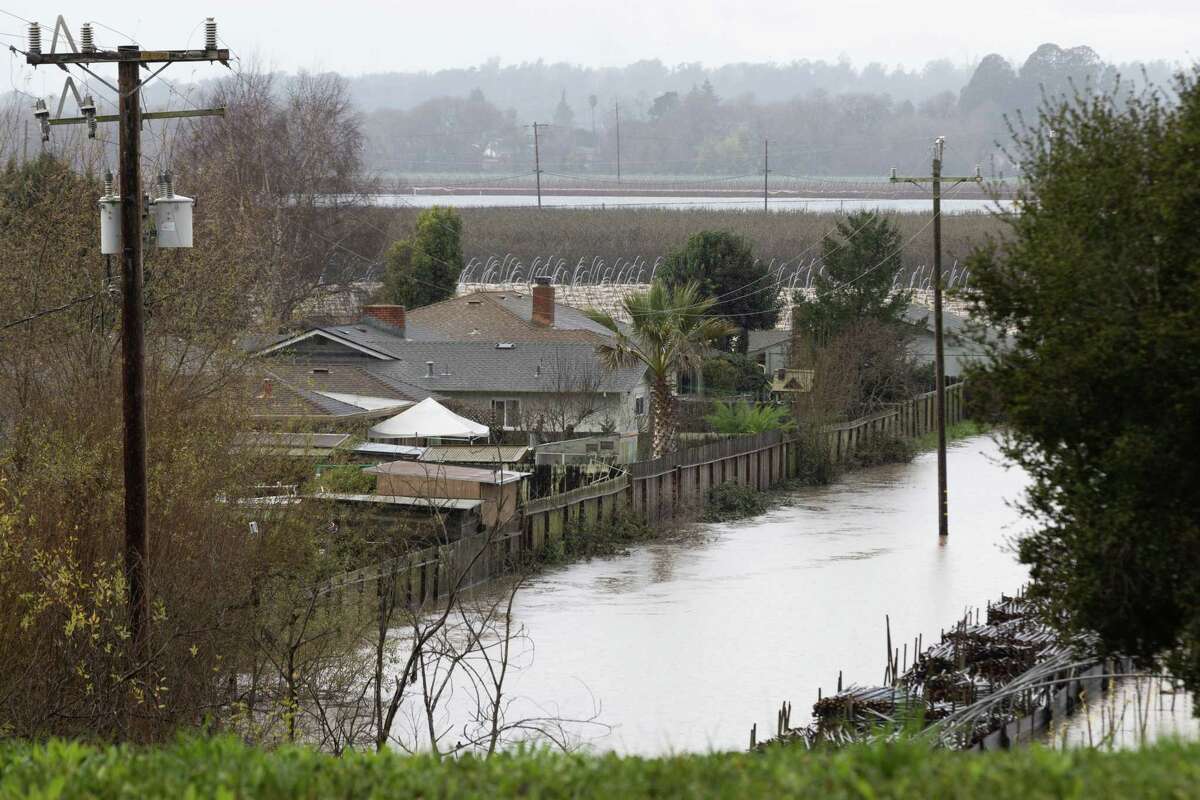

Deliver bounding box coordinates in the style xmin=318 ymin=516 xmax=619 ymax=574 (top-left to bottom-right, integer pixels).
xmin=531 ymin=122 xmax=545 ymax=209
xmin=763 ymin=138 xmax=769 ymax=212
xmin=890 ymin=138 xmax=981 ymax=538
xmin=117 ymin=50 xmax=149 ymax=653
xmin=28 ymin=20 xmax=228 ymax=658
xmin=614 ymin=102 xmax=622 ymax=184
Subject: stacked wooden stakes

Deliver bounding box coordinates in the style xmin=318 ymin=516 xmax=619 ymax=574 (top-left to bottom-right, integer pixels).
xmin=752 ymin=587 xmax=1140 ymax=752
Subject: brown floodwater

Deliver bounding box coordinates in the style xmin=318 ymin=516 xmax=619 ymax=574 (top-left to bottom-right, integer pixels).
xmin=492 ymin=434 xmax=1032 ymax=754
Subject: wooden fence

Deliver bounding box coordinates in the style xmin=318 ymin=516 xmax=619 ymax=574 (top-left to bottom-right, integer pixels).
xmin=324 ymin=383 xmax=967 ymax=608
xmin=827 ymin=382 xmax=965 ymax=462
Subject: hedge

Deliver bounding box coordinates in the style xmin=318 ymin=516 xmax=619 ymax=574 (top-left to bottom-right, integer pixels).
xmin=2 ymin=736 xmax=1199 ymax=799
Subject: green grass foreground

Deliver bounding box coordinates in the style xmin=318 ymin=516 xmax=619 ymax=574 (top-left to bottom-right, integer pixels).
xmin=2 ymin=738 xmax=1199 ymax=799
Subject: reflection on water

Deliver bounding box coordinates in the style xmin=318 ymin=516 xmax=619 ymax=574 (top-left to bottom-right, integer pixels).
xmin=1048 ymin=678 xmax=1198 ymax=749
xmin=497 ymin=435 xmax=1032 ymax=754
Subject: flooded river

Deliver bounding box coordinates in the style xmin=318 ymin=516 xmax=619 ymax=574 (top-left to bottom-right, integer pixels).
xmin=496 ymin=434 xmax=1031 ymax=754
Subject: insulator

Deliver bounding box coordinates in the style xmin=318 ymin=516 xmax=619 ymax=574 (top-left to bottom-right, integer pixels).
xmin=27 ymin=22 xmax=41 ymax=55
xmin=33 ymin=98 xmax=50 ymax=142
xmin=103 ymin=171 xmax=114 ymax=197
xmin=80 ymin=22 xmax=95 ymax=53
xmin=79 ymin=94 xmax=97 ymax=138
xmin=204 ymin=18 xmax=217 ymax=51
xmin=157 ymin=171 xmax=173 ymax=198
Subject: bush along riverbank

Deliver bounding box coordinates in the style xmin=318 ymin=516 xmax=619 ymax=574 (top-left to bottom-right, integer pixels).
xmin=3 ymin=736 xmax=1199 ymax=799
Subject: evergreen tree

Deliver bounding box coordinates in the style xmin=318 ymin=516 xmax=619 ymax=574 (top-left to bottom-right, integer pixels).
xmin=658 ymin=230 xmax=779 ymax=352
xmin=380 ymin=206 xmax=463 ymax=308
xmin=968 ymin=68 xmax=1200 ymax=694
xmin=553 ymin=90 xmax=575 ymax=128
xmin=792 ymin=211 xmax=910 ymax=346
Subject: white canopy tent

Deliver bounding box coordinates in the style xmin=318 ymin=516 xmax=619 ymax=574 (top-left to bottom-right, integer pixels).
xmin=368 ymin=397 xmax=489 ymax=442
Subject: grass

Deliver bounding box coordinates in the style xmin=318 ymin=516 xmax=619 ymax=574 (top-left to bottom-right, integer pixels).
xmin=914 ymin=419 xmax=994 ymax=451
xmin=2 ymin=736 xmax=1199 ymax=799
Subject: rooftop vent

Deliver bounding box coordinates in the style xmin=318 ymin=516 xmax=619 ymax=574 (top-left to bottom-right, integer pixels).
xmin=311 ymin=368 xmax=330 ymax=374
xmin=496 ymin=342 xmax=515 ymax=350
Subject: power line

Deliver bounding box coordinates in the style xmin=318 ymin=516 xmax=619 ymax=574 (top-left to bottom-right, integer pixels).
xmin=0 ymin=291 xmax=100 ymax=333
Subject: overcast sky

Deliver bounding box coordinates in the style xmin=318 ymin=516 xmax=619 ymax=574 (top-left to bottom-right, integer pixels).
xmin=7 ymin=1 xmax=1197 ymax=76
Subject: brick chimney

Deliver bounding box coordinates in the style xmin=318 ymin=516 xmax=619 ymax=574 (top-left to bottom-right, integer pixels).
xmin=363 ymin=304 xmax=406 ymax=336
xmin=531 ymin=277 xmax=555 ymax=328
xmin=261 ymin=377 xmax=273 ymax=399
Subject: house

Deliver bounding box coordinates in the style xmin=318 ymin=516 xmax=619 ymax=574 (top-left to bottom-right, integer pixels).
xmin=901 ymin=305 xmax=1000 ymax=378
xmin=247 ymin=361 xmax=426 ymax=430
xmin=365 ymin=460 xmax=527 ymax=530
xmin=251 ymin=285 xmax=649 ymax=436
xmin=748 ymin=329 xmax=793 ymax=375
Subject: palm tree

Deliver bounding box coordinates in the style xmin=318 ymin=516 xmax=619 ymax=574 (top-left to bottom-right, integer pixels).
xmin=587 ymin=282 xmax=734 ymax=458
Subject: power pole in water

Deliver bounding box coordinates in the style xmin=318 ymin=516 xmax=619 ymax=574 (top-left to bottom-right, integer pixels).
xmin=763 ymin=139 xmax=770 ymax=212
xmin=890 ymin=138 xmax=982 ymax=538
xmin=614 ymin=102 xmax=621 ymax=184
xmin=27 ymin=18 xmax=228 ymax=659
xmin=531 ymin=121 xmax=545 ymax=209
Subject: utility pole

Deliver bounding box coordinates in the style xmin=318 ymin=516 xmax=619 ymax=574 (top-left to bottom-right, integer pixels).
xmin=890 ymin=138 xmax=981 ymax=539
xmin=27 ymin=18 xmax=228 ymax=659
xmin=531 ymin=121 xmax=545 ymax=209
xmin=614 ymin=101 xmax=621 ymax=184
xmin=763 ymin=138 xmax=769 ymax=212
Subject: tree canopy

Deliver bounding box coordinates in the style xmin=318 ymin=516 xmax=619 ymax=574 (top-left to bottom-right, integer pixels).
xmin=381 ymin=206 xmax=464 ymax=308
xmin=966 ymin=69 xmax=1200 ymax=694
xmin=792 ymin=211 xmax=910 ymax=346
xmin=658 ymin=229 xmax=780 ymax=350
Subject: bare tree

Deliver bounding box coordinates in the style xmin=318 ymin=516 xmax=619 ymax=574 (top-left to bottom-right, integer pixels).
xmin=174 ymin=67 xmax=378 ymax=325
xmin=520 ymin=346 xmax=610 ymax=439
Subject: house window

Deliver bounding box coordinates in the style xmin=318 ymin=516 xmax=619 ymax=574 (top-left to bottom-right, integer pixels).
xmin=491 ymin=399 xmax=521 ymax=429
xmin=634 ymin=396 xmax=645 ymax=416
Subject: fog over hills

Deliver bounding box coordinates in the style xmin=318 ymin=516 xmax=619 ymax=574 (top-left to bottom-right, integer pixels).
xmin=346 ymin=45 xmax=1180 ymax=177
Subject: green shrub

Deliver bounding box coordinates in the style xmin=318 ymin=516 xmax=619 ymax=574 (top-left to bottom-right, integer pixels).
xmin=790 ymin=432 xmax=839 ymax=486
xmin=846 ymin=435 xmax=916 ymax=469
xmin=705 ymin=400 xmax=794 ymax=434
xmin=551 ymin=511 xmax=655 ymax=561
xmin=704 ymin=483 xmax=767 ymax=522
xmin=701 ymin=353 xmax=771 ymax=396
xmin=2 ymin=736 xmax=1200 ymax=799
xmin=309 ymin=465 xmax=375 ymax=494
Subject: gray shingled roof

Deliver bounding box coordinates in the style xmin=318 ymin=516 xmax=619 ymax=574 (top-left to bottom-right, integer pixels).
xmin=487 ymin=293 xmax=623 ymax=338
xmin=902 ymin=304 xmax=971 ymax=337
xmin=748 ymin=329 xmax=791 ymax=353
xmin=360 ymin=341 xmax=645 ymax=394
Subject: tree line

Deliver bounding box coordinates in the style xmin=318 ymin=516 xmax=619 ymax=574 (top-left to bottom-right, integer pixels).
xmin=358 ymin=43 xmax=1179 ymax=177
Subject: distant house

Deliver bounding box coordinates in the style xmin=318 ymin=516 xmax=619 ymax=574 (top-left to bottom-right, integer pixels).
xmin=901 ymin=305 xmax=999 ymax=378
xmin=250 ymin=281 xmax=649 ymax=435
xmin=748 ymin=329 xmax=792 ymax=375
